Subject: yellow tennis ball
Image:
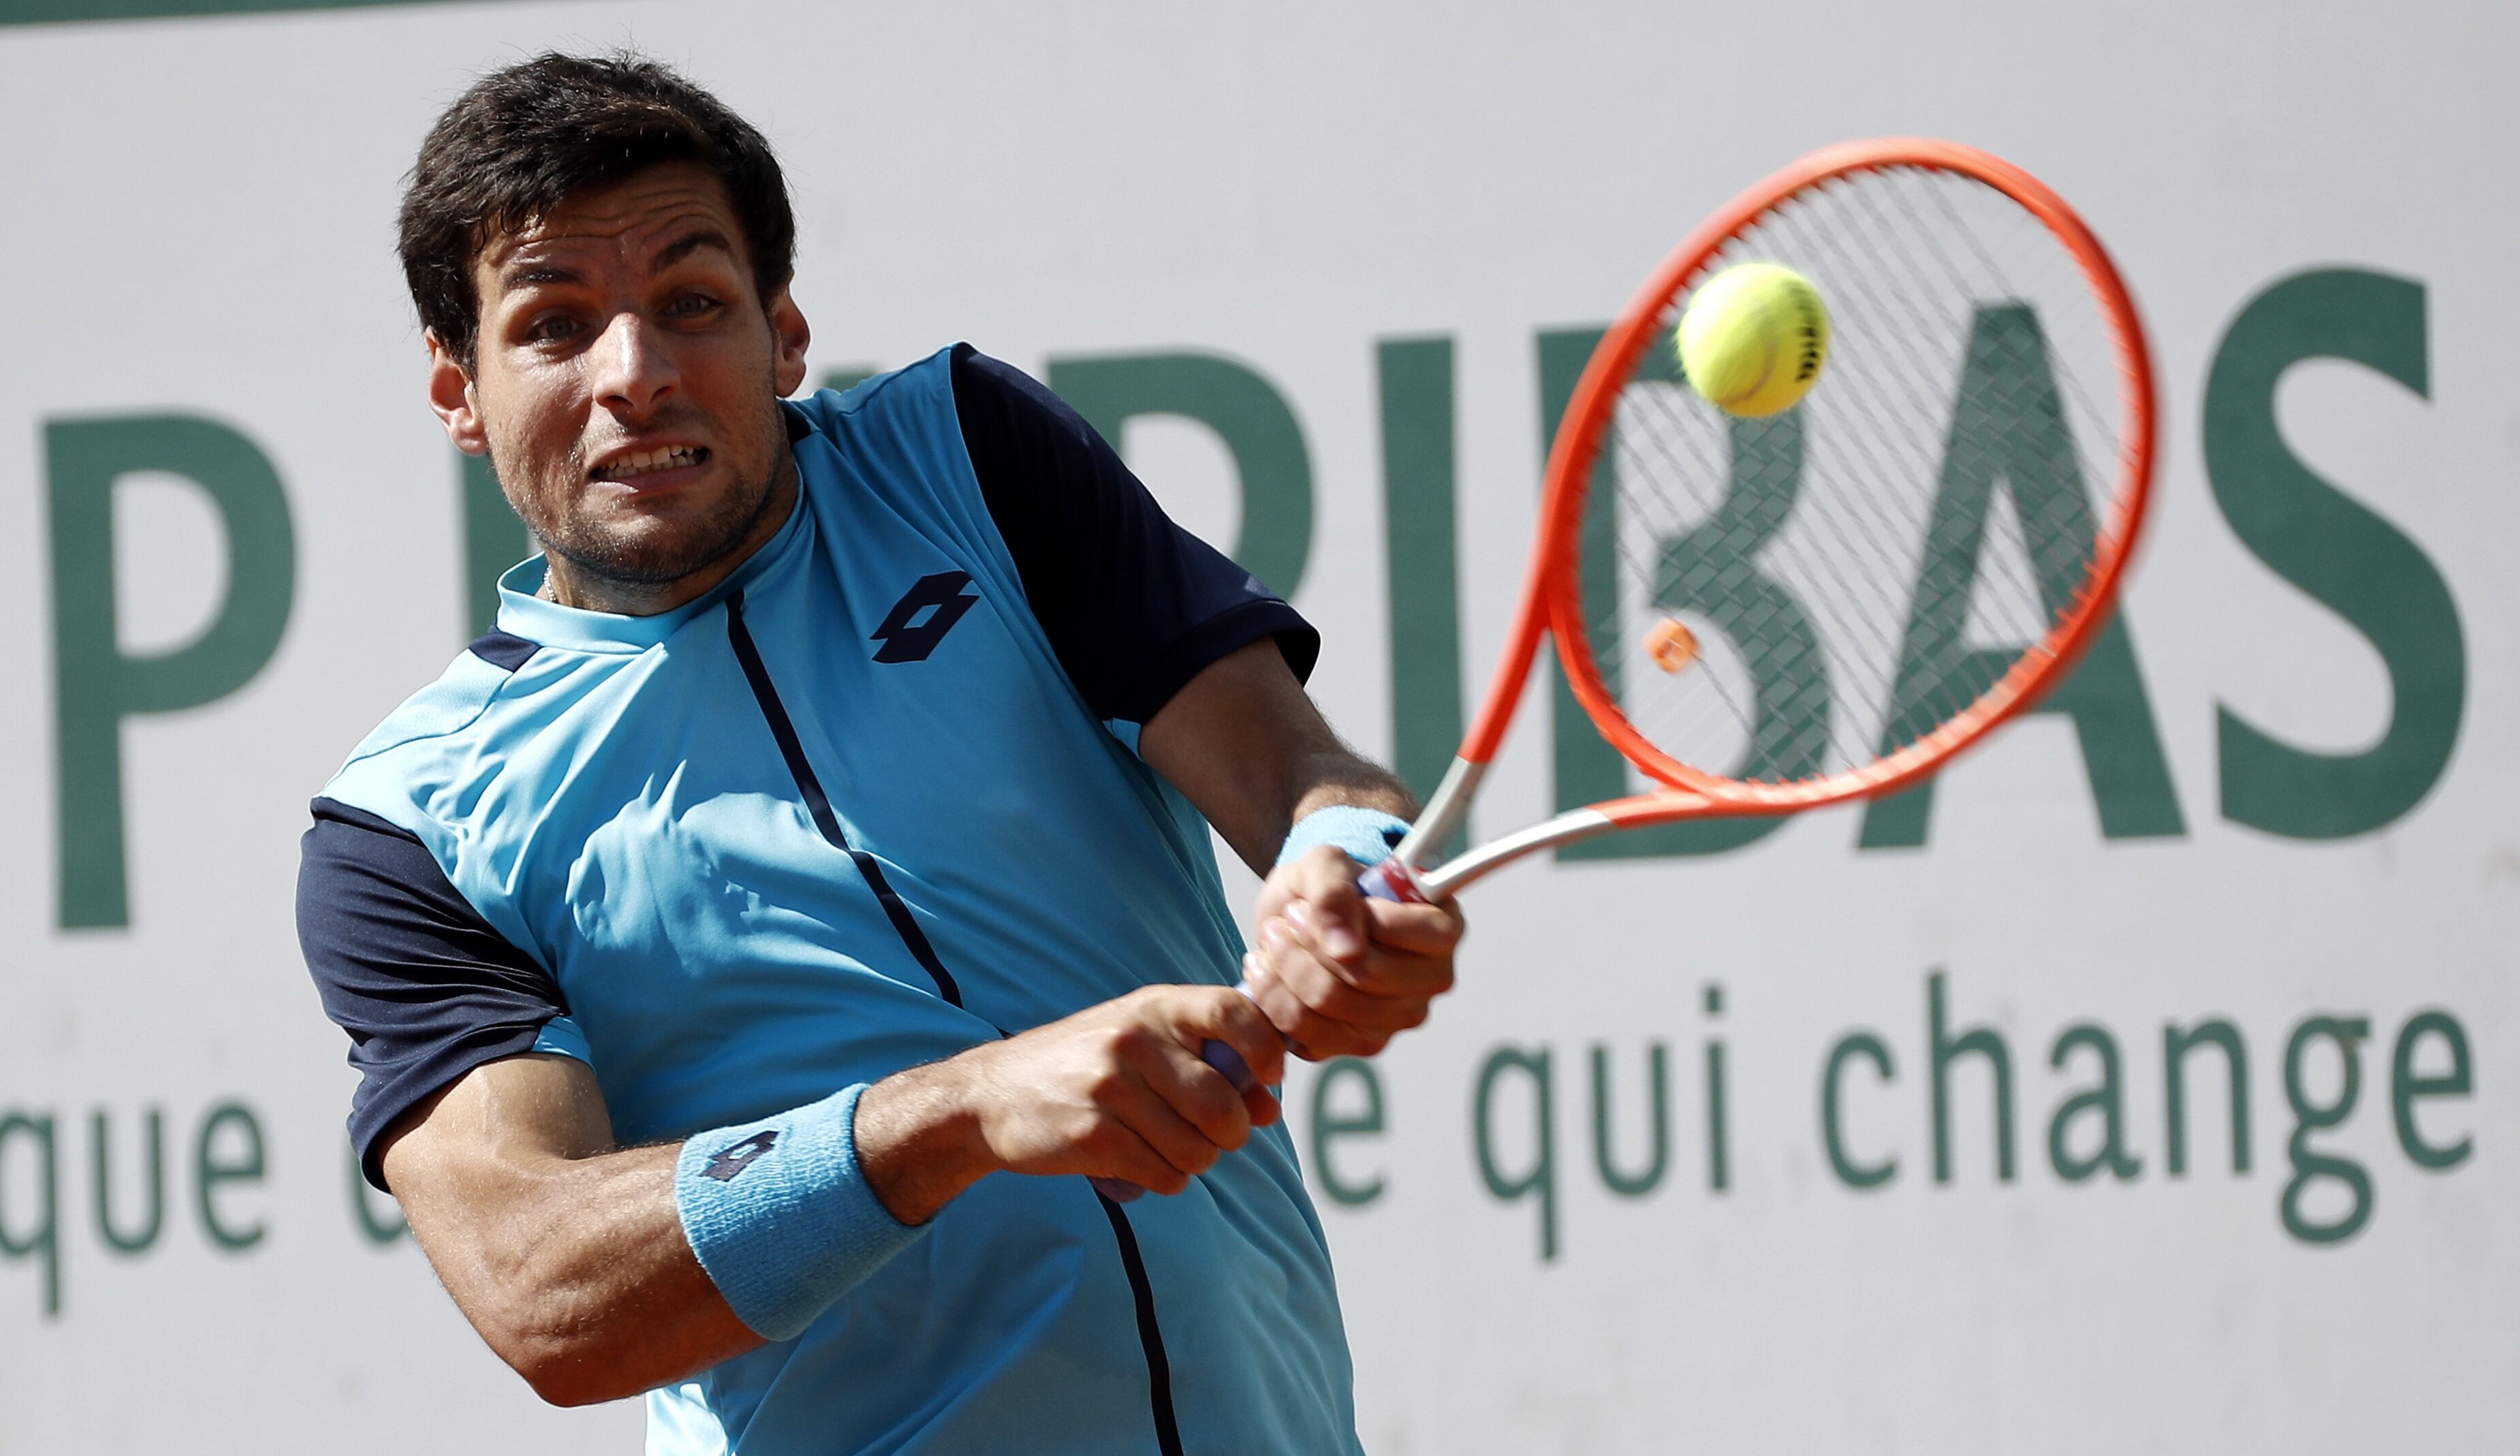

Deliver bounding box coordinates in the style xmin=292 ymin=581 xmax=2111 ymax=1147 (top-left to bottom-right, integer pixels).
xmin=1675 ymin=262 xmax=1831 ymax=417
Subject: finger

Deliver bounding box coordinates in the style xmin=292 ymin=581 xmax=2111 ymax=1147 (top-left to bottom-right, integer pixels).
xmin=1359 ymin=896 xmax=1467 ymax=958
xmin=1261 ymin=910 xmax=1376 ymax=995
xmin=1326 ymin=943 xmax=1455 ymax=1000
xmin=1283 ymin=848 xmax=1370 ymax=964
xmin=1136 ymin=1038 xmax=1257 ymax=1154
xmin=1260 ymin=916 xmax=1452 ymax=1002
xmin=1244 ymin=960 xmax=1424 ymax=1062
xmin=1175 ymin=980 xmax=1289 ymax=1090
xmin=1276 ymin=1018 xmax=1392 ymax=1062
xmin=1110 ymin=1060 xmax=1231 ymax=1181
xmin=1250 ymin=943 xmax=1434 ymax=1032
xmin=1090 ymin=1115 xmax=1198 ymax=1197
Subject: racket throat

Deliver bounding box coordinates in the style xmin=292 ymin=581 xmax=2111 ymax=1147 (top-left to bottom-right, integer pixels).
xmin=1391 ymin=757 xmax=1485 ymax=872
xmin=1391 ymin=758 xmax=1624 ymax=898
xmin=1419 ymin=808 xmax=1618 ymax=900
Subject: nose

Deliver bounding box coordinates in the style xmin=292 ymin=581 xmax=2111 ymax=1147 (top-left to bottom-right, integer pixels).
xmin=586 ymin=310 xmax=677 ymax=420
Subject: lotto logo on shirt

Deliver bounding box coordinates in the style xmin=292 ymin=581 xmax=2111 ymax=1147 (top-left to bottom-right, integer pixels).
xmin=870 ymin=571 xmax=980 ymax=663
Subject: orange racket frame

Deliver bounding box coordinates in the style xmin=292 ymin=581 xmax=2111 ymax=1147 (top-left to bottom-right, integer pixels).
xmin=1383 ymin=137 xmax=2158 ymax=900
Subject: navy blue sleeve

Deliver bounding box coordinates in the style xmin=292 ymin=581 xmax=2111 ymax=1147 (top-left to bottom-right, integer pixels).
xmin=949 ymin=345 xmax=1321 ymax=724
xmin=298 ymin=797 xmax=569 ymax=1191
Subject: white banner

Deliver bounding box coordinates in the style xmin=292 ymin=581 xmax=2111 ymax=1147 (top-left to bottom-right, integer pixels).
xmin=0 ymin=3 xmax=2512 ymax=1451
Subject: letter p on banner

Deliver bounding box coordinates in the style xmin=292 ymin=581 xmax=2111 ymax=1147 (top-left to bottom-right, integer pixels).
xmin=46 ymin=414 xmax=294 ymax=929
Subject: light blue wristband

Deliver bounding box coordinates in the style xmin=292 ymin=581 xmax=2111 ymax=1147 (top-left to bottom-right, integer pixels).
xmin=1276 ymin=805 xmax=1411 ymax=870
xmin=674 ymin=1083 xmax=927 ymax=1341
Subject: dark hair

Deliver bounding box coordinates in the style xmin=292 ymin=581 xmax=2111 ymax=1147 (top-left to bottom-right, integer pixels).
xmin=398 ymin=52 xmax=796 ymax=367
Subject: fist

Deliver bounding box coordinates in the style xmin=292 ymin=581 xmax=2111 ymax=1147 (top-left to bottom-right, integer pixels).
xmin=961 ymin=985 xmax=1286 ymax=1196
xmin=1243 ymin=846 xmax=1466 ymax=1060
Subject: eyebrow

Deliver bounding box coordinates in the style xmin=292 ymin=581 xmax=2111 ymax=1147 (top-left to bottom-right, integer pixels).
xmin=496 ymin=228 xmax=740 ymax=295
xmin=653 ymin=228 xmax=737 ymax=272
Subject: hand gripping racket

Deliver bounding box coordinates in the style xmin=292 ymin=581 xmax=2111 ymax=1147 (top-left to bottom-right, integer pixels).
xmin=1105 ymin=138 xmax=2157 ymax=1203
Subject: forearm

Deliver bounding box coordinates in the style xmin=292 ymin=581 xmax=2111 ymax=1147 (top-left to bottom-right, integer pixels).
xmin=1286 ymin=746 xmax=1414 ymax=821
xmin=401 ymin=1141 xmax=757 ymax=1406
xmin=1208 ymin=742 xmax=1412 ymax=874
xmin=1141 ymin=639 xmax=1419 ymax=873
xmin=854 ymin=1056 xmax=996 ymax=1226
xmin=387 ymin=1058 xmax=916 ymax=1406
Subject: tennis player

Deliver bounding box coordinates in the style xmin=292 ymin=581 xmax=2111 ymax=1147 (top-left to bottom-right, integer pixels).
xmin=296 ymin=52 xmax=1462 ymax=1455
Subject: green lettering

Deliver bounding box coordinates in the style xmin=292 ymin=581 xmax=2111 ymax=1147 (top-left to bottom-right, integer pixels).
xmin=1860 ymin=305 xmax=2182 ymax=848
xmin=1704 ymin=1036 xmax=1729 ymax=1193
xmin=193 ymin=1102 xmax=266 ymax=1252
xmin=47 ymin=414 xmax=295 ymax=928
xmin=1820 ymin=1032 xmax=1897 ymax=1190
xmin=458 ymin=450 xmax=527 ymax=641
xmin=1536 ymin=326 xmax=1813 ymax=857
xmin=1587 ymin=1043 xmax=1669 ymax=1197
xmin=2205 ymin=269 xmax=2462 ymax=838
xmin=1306 ymin=1059 xmax=1387 ymax=1207
xmin=1378 ymin=337 xmax=1466 ymax=855
xmin=2047 ymin=1024 xmax=2140 ymax=1182
xmin=1472 ymin=1045 xmax=1556 ymax=1261
xmin=2390 ymin=1010 xmax=2473 ymax=1170
xmin=5 ymin=1 xmax=477 ymax=27
xmin=1047 ymin=352 xmax=1312 ymax=597
xmin=349 ymin=1141 xmax=408 ymax=1245
xmin=1929 ymin=970 xmax=2015 ymax=1184
xmin=2282 ymin=1016 xmax=2373 ymax=1244
xmin=2164 ymin=1019 xmax=2252 ymax=1176
xmin=0 ymin=1113 xmax=60 ymax=1317
xmin=91 ymin=1107 xmax=163 ymax=1254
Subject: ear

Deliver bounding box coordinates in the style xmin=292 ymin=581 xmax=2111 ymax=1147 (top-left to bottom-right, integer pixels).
xmin=426 ymin=330 xmax=490 ymax=456
xmin=768 ymin=285 xmax=813 ymax=398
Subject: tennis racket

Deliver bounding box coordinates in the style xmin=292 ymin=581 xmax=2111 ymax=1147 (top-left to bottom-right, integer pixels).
xmin=1105 ymin=137 xmax=2156 ymax=1203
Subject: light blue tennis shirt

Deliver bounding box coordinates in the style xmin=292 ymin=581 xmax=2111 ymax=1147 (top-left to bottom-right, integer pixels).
xmin=315 ymin=351 xmax=1361 ymax=1454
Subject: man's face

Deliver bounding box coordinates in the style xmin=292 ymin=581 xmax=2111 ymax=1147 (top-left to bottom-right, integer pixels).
xmin=430 ymin=161 xmax=810 ymax=601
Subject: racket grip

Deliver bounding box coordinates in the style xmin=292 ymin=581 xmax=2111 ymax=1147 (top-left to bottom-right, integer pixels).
xmin=1355 ymin=857 xmax=1428 ymax=904
xmin=1191 ymin=862 xmax=1421 ymax=1084
xmin=1198 ymin=1032 xmax=1263 ymax=1095
xmin=1097 ymin=994 xmax=1268 ymax=1205
xmin=1107 ymin=866 xmax=1423 ymax=1202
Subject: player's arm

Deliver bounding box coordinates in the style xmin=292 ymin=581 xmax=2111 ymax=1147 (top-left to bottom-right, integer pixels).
xmin=375 ymin=987 xmax=1284 ymax=1406
xmin=951 ymin=345 xmax=1464 ymax=1060
xmin=1136 ymin=637 xmax=1413 ymax=875
xmin=304 ymin=800 xmax=1285 ymax=1403
xmin=377 ymin=1054 xmax=753 ymax=1404
xmin=1140 ymin=641 xmax=1466 ymax=1060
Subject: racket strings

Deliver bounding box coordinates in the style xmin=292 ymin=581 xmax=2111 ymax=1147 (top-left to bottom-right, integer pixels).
xmin=1576 ymin=163 xmax=2137 ymax=791
xmin=1694 ymin=178 xmax=2014 ymax=759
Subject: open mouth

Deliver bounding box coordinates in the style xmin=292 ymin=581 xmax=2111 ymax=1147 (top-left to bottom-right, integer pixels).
xmin=592 ymin=445 xmax=710 ymax=481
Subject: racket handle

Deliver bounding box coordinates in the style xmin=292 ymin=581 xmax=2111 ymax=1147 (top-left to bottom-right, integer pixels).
xmin=1104 ymin=862 xmax=1425 ymax=1203
xmin=1090 ymin=1036 xmax=1261 ymax=1204
xmin=1355 ymin=857 xmax=1429 ymax=904
xmin=1196 ymin=861 xmax=1421 ymax=1086
xmin=1195 ymin=1026 xmax=1265 ymax=1095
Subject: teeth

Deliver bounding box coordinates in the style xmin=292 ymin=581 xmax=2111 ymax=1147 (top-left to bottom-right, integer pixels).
xmin=599 ymin=447 xmax=700 ymax=479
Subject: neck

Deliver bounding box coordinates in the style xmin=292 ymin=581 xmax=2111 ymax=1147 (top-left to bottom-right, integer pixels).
xmin=539 ymin=450 xmax=798 ymax=616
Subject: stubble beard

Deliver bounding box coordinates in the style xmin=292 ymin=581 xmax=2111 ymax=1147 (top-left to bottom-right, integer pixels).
xmin=498 ymin=391 xmax=792 ymax=592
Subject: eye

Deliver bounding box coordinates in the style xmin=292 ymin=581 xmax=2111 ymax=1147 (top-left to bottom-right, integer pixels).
xmin=665 ymin=291 xmax=724 ymax=321
xmin=524 ymin=313 xmax=582 ymax=345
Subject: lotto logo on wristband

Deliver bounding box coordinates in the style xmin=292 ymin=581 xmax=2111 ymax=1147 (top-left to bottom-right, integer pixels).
xmin=702 ymin=1130 xmax=779 ymax=1182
